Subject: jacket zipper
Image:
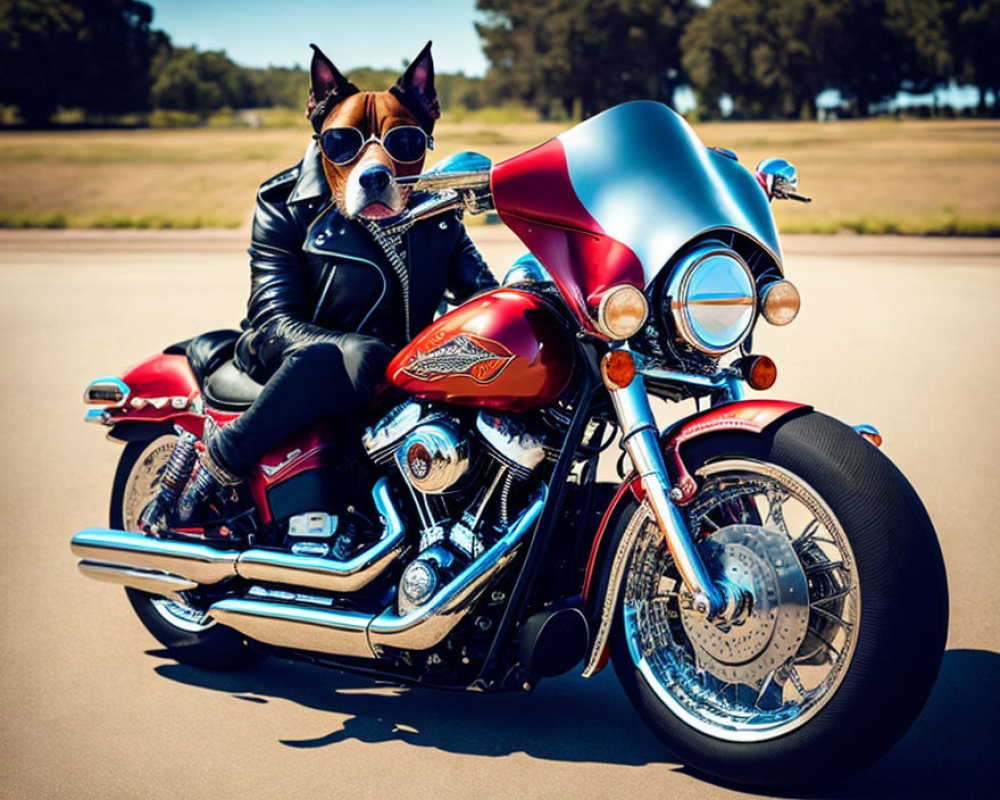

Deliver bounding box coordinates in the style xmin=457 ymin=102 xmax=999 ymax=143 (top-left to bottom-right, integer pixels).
xmin=304 ymin=205 xmax=388 ymax=333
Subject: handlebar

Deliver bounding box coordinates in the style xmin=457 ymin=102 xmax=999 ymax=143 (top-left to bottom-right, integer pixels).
xmin=384 ymin=169 xmax=494 ymax=234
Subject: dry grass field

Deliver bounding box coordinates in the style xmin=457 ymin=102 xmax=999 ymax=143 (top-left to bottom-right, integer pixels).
xmin=0 ymin=117 xmax=997 ymax=233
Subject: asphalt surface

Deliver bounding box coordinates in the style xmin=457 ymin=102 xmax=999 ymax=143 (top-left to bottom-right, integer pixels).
xmin=0 ymin=228 xmax=997 ymax=799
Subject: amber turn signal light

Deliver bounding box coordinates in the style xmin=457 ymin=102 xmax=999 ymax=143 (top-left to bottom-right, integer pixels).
xmin=739 ymin=355 xmax=777 ymax=390
xmin=601 ymin=350 xmax=636 ymax=390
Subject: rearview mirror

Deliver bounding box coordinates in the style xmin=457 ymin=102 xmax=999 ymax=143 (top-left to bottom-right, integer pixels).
xmin=756 ymin=157 xmax=799 ymax=200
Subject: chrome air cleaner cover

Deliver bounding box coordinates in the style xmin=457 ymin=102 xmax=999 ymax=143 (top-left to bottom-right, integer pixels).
xmin=395 ymin=422 xmax=470 ymax=494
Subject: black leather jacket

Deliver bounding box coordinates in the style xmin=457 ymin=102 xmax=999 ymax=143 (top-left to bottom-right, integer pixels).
xmin=234 ymin=142 xmax=498 ymax=382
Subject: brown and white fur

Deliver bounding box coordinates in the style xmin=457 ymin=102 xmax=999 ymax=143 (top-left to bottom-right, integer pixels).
xmin=308 ymin=42 xmax=440 ymax=220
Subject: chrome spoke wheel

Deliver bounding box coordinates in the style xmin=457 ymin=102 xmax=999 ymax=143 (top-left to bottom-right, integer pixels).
xmin=621 ymin=458 xmax=860 ymax=742
xmin=119 ymin=435 xmax=214 ymax=633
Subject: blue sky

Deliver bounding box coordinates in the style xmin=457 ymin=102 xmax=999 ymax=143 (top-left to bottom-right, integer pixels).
xmin=149 ymin=0 xmax=490 ymax=75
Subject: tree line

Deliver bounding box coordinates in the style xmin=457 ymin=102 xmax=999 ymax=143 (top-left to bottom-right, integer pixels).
xmin=477 ymin=0 xmax=999 ymax=119
xmin=0 ymin=0 xmax=996 ymax=126
xmin=0 ymin=0 xmax=490 ymax=126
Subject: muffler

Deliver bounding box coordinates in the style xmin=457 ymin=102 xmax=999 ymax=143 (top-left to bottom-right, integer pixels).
xmin=208 ymin=490 xmax=546 ymax=658
xmin=77 ymin=560 xmax=198 ymax=600
xmin=70 ymin=478 xmax=405 ymax=595
xmin=71 ymin=528 xmax=239 ymax=584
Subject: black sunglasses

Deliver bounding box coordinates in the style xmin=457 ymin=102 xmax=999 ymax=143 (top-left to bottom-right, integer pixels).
xmin=313 ymin=125 xmax=433 ymax=166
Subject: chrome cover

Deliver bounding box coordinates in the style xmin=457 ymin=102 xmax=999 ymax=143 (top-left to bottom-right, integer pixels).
xmin=396 ymin=422 xmax=470 ymax=494
xmin=558 ymin=101 xmax=782 ymax=284
xmin=362 ymin=401 xmax=425 ymax=463
xmin=476 ymin=411 xmax=546 ymax=476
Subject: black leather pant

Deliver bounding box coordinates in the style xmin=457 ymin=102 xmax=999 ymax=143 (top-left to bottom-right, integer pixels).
xmin=208 ymin=337 xmax=394 ymax=478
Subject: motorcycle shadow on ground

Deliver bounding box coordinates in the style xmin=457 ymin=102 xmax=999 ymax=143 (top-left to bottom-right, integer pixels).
xmin=152 ymin=647 xmax=998 ymax=790
xmin=151 ymin=652 xmax=668 ymax=766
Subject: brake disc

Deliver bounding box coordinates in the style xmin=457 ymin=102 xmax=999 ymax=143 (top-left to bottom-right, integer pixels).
xmin=680 ymin=525 xmax=809 ymax=688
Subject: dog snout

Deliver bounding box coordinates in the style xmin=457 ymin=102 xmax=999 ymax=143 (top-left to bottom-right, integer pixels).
xmin=344 ymin=159 xmax=404 ymax=219
xmin=358 ymin=164 xmax=393 ymax=194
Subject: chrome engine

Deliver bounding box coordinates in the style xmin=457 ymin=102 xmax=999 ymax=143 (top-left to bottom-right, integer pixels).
xmin=363 ymin=401 xmax=549 ymax=615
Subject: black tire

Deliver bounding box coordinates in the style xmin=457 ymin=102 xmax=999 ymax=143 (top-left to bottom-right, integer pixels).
xmin=111 ymin=435 xmax=265 ymax=671
xmin=609 ymin=411 xmax=948 ymax=789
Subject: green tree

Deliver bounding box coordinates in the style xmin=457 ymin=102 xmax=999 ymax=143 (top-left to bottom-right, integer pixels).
xmin=682 ymin=0 xmax=958 ymax=119
xmin=476 ymin=0 xmax=696 ymax=120
xmin=0 ymin=0 xmax=157 ymax=125
xmin=958 ymin=0 xmax=1000 ymax=114
xmin=249 ymin=66 xmax=309 ymax=110
xmin=151 ymin=45 xmax=256 ymax=112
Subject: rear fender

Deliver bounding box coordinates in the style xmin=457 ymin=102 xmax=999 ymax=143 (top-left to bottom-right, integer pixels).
xmin=86 ymin=353 xmax=205 ymax=438
xmin=579 ymin=399 xmax=810 ymax=676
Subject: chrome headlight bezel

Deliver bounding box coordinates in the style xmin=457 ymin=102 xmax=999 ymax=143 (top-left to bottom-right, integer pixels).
xmin=664 ymin=241 xmax=757 ymax=356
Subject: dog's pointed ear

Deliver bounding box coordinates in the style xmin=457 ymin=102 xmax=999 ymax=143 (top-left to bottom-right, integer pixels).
xmin=390 ymin=40 xmax=440 ymax=133
xmin=306 ymin=44 xmax=359 ymax=132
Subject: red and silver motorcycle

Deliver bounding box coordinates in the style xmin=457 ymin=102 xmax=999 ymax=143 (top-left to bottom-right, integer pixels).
xmin=72 ymin=101 xmax=947 ymax=789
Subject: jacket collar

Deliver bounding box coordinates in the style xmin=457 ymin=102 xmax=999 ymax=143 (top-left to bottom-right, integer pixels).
xmin=288 ymin=141 xmax=330 ymax=205
xmin=303 ymin=203 xmax=393 ymax=266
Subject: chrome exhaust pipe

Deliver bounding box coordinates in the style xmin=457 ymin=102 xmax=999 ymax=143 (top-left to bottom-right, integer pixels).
xmin=71 ymin=528 xmax=239 ymax=585
xmin=207 ymin=490 xmax=546 ymax=658
xmin=78 ymin=560 xmax=198 ymax=600
xmin=209 ymin=599 xmax=374 ymax=658
xmin=71 ymin=478 xmax=406 ymax=595
xmin=367 ymin=490 xmax=545 ymax=652
xmin=235 ymin=478 xmax=406 ymax=592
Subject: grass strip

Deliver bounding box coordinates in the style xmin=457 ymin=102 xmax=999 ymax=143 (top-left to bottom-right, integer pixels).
xmin=0 ymin=211 xmax=243 ymax=229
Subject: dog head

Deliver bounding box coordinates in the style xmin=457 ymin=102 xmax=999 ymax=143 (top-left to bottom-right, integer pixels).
xmin=307 ymin=42 xmax=440 ymax=220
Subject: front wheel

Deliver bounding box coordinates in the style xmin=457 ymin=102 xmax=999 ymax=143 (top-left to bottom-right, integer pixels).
xmin=112 ymin=434 xmax=264 ymax=670
xmin=610 ymin=411 xmax=948 ymax=789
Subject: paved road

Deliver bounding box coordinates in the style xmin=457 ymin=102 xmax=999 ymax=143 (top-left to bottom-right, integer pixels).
xmin=0 ymin=229 xmax=997 ymax=799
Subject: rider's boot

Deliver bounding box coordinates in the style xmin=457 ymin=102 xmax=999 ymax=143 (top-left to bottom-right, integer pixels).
xmin=172 ymin=450 xmax=243 ymax=538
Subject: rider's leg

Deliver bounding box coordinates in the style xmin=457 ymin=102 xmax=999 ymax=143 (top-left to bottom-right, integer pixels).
xmin=208 ymin=336 xmax=394 ymax=478
xmin=167 ymin=337 xmax=393 ymax=528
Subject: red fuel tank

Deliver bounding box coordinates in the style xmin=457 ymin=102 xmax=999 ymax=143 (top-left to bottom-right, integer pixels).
xmin=387 ymin=288 xmax=574 ymax=412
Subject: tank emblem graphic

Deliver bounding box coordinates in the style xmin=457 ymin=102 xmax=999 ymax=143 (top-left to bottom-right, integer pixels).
xmin=399 ymin=334 xmax=515 ymax=384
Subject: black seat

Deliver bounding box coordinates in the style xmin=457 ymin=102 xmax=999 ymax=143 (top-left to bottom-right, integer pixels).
xmin=185 ymin=329 xmax=240 ymax=390
xmin=203 ymin=359 xmax=264 ymax=412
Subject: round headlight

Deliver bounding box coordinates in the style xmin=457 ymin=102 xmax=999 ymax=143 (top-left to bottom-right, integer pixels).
xmin=596 ymin=284 xmax=648 ymax=340
xmin=666 ymin=241 xmax=756 ymax=355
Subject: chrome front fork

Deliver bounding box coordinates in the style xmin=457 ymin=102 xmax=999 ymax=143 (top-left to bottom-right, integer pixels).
xmin=609 ymin=373 xmax=728 ymax=618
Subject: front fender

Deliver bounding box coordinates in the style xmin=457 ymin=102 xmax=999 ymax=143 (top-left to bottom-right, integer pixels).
xmin=579 ymin=399 xmax=810 ymax=676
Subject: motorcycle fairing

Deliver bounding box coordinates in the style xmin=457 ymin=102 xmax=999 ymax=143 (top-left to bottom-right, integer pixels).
xmin=491 ymin=101 xmax=783 ymax=331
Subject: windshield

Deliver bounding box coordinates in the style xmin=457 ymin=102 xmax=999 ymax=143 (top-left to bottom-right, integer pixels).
xmin=492 ymin=101 xmax=782 ymax=330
